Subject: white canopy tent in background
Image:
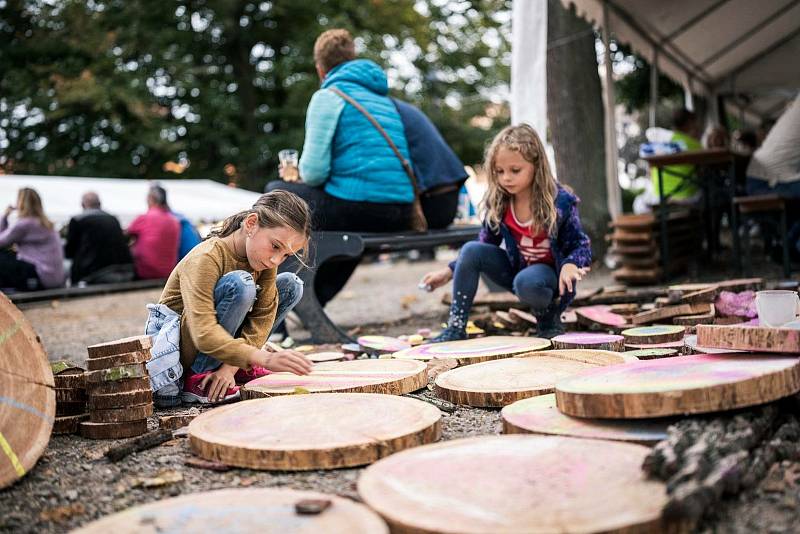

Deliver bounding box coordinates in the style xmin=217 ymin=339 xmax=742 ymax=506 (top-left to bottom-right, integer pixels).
xmin=0 ymin=175 xmax=262 ymax=229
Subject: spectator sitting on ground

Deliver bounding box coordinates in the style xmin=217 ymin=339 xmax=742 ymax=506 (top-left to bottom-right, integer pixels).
xmin=0 ymin=187 xmax=66 ymax=291
xmin=651 ymin=108 xmax=702 ymax=200
xmin=65 ymin=191 xmax=134 ymax=285
xmin=127 ymin=185 xmax=180 ymax=280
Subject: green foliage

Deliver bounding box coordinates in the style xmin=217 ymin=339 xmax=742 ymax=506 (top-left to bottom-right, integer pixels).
xmin=611 ymin=42 xmax=683 ymax=114
xmin=0 ymin=0 xmax=511 ymax=190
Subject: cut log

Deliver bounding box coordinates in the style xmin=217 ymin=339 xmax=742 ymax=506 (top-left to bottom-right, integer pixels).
xmin=357 ymin=435 xmax=672 ymax=534
xmin=672 ymin=306 xmax=716 ymax=327
xmin=55 ymin=388 xmax=87 ymax=403
xmin=356 ymin=335 xmax=410 ymax=354
xmin=551 ymin=332 xmax=625 ymax=352
xmin=307 ymin=351 xmax=345 ymax=363
xmin=697 ymin=324 xmax=800 ymax=353
xmin=502 ymin=394 xmax=670 ymax=444
xmin=391 ymin=335 xmax=550 ymax=365
xmin=88 ymin=376 xmax=151 ymax=395
xmin=574 ymin=305 xmax=627 ymax=330
xmin=86 ymin=335 xmax=152 ymax=359
xmin=621 ymin=325 xmax=685 ymax=345
xmin=509 ymin=308 xmax=538 ymax=325
xmin=716 ymin=278 xmax=763 ymax=292
xmin=624 ymin=348 xmax=679 ymax=360
xmin=189 ymin=394 xmax=441 ymax=470
xmin=80 ymin=419 xmax=149 ymax=439
xmin=88 ymin=389 xmax=153 ymax=410
xmin=56 ymin=401 xmax=88 ymax=416
xmin=90 ymin=403 xmax=153 ymax=424
xmin=495 ymin=310 xmax=520 ymax=325
xmin=680 ymin=287 xmax=718 ymax=304
xmin=625 ymin=340 xmax=686 ymax=351
xmin=632 ymin=303 xmax=712 ymax=325
xmin=86 ymin=363 xmax=148 ymax=384
xmin=159 ymin=414 xmax=198 ymax=431
xmin=53 ymin=413 xmax=89 ymax=435
xmin=53 ymin=372 xmax=86 ymax=390
xmin=683 ymin=334 xmax=745 ymax=355
xmin=555 ymin=354 xmax=800 ymax=418
xmin=86 ymin=350 xmax=149 ymax=371
xmin=588 ymin=287 xmax=669 ymax=305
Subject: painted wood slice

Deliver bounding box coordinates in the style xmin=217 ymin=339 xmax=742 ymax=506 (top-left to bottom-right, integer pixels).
xmin=86 ymin=363 xmax=148 ymax=384
xmin=73 ymin=487 xmax=388 ymax=533
xmin=502 ymin=394 xmax=670 ymax=444
xmin=357 ymin=435 xmax=670 ymax=534
xmin=86 ymin=335 xmax=152 ymax=359
xmin=683 ymin=334 xmax=744 ymax=355
xmin=308 ymin=351 xmax=345 ymax=363
xmin=88 ymin=389 xmax=153 ymax=410
xmin=87 ymin=377 xmax=151 ymax=395
xmin=357 ymin=335 xmax=410 ymax=354
xmin=0 ymin=293 xmax=54 ymax=489
xmin=86 ymin=350 xmax=149 ymax=371
xmin=697 ymin=324 xmax=800 ymax=353
xmin=625 ymin=340 xmax=685 ymax=351
xmin=551 ymin=332 xmax=625 ymax=352
xmin=79 ymin=419 xmax=148 ymax=439
xmin=240 ymin=359 xmax=427 ymax=399
xmin=89 ymin=403 xmax=153 ymax=424
xmin=433 ymin=350 xmax=632 ymax=407
xmin=621 ymin=325 xmax=685 ymax=345
xmin=189 ymin=394 xmax=441 ymax=470
xmin=556 ymin=354 xmax=800 ymax=419
xmin=391 ymin=336 xmax=550 ymax=365
xmin=624 ymin=348 xmax=679 ymax=360
xmin=575 ymin=305 xmax=627 ymax=329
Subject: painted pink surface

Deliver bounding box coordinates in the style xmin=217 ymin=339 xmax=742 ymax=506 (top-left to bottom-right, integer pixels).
xmin=397 ymin=336 xmax=550 ymax=358
xmin=622 ymin=325 xmax=684 ymax=336
xmin=576 ymin=306 xmax=627 ymax=327
xmin=715 ymin=291 xmax=757 ymax=318
xmin=553 ymin=332 xmax=624 ymax=345
xmin=357 ymin=336 xmax=410 ymax=352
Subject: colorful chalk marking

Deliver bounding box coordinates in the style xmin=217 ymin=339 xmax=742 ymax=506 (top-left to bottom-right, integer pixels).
xmin=391 ymin=336 xmax=550 ymax=364
xmin=357 ymin=335 xmax=410 ymax=353
xmin=575 ymin=305 xmax=627 ymax=328
xmin=502 ymin=394 xmax=670 ymax=444
xmin=621 ymin=325 xmax=685 ymax=344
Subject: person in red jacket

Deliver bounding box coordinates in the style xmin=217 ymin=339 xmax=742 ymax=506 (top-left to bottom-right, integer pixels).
xmin=127 ymin=185 xmax=180 ymax=279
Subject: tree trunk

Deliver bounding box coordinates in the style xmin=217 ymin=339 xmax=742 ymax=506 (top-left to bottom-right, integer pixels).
xmin=547 ymin=0 xmax=608 ymax=260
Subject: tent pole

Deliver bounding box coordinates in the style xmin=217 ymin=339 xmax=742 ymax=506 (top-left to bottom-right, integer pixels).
xmin=602 ymin=1 xmax=622 ymax=218
xmin=649 ymin=48 xmax=659 ymax=128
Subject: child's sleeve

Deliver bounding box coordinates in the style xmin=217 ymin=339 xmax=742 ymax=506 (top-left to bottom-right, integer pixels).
xmin=239 ymin=268 xmax=279 ymax=351
xmin=560 ymin=203 xmax=593 ymax=268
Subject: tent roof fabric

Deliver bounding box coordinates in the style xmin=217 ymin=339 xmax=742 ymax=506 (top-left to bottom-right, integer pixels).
xmin=562 ymin=0 xmax=800 ymax=121
xmin=0 ymin=175 xmax=262 ymax=228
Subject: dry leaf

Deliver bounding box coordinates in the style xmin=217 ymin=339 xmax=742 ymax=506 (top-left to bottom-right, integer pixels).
xmin=133 ymin=469 xmax=183 ymax=488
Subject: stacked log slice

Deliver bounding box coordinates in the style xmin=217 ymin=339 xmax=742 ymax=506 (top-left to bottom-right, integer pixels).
xmin=52 ymin=361 xmax=88 ymax=434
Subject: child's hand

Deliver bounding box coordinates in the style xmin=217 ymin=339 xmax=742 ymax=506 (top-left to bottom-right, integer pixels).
xmin=420 ymin=268 xmax=453 ymax=291
xmin=254 ymin=349 xmax=312 ymax=375
xmin=558 ymin=263 xmax=590 ymax=295
xmin=199 ymin=364 xmax=238 ymax=402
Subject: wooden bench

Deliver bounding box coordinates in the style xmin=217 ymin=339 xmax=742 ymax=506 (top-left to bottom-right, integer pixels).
xmin=281 ymin=225 xmax=481 ymax=343
xmin=7 ymin=278 xmax=166 ymax=306
xmin=732 ymin=194 xmax=792 ymax=278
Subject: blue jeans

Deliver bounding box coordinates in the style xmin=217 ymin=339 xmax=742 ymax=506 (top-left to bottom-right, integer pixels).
xmin=447 ymin=242 xmax=558 ymax=330
xmin=191 ymin=270 xmax=304 ymax=373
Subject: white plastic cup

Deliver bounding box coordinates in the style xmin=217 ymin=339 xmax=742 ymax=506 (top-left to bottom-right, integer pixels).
xmin=278 ymin=149 xmax=299 ymax=182
xmin=755 ymin=290 xmax=800 ymax=327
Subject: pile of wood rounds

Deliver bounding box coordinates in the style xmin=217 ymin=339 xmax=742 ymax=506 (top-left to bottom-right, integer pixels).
xmin=52 ymin=361 xmax=89 ymax=435
xmin=80 ymin=336 xmax=154 ymax=439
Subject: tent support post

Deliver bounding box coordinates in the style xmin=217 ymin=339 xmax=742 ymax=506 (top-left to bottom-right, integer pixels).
xmin=601 ymin=1 xmax=622 ymax=218
xmin=649 ymin=49 xmax=659 ymax=128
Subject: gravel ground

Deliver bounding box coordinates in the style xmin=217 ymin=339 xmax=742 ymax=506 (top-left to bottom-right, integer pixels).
xmin=3 ymin=256 xmax=797 ymax=532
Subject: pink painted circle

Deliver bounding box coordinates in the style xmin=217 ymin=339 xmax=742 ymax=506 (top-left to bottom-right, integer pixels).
xmin=392 ymin=336 xmax=551 ymax=361
xmin=552 ymin=332 xmax=624 ymax=345
xmin=357 ymin=335 xmax=410 ymax=353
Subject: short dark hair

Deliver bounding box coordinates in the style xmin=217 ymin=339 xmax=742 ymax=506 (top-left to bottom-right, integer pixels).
xmin=314 ymin=29 xmax=356 ymax=73
xmin=672 ymin=108 xmax=697 ymax=130
xmin=149 ymin=185 xmax=168 ymax=207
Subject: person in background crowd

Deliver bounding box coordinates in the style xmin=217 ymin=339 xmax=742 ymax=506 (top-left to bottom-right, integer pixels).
xmin=127 ymin=185 xmax=180 ymax=280
xmin=745 ymin=93 xmax=800 ymax=197
xmin=0 ymin=187 xmax=66 ymax=291
xmin=65 ymin=192 xmax=134 ymax=285
xmin=651 ymin=108 xmax=702 ymax=200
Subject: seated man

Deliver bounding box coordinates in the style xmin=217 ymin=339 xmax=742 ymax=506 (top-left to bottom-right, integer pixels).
xmin=65 ymin=192 xmax=134 ymax=285
xmin=127 ymin=185 xmax=180 ymax=280
xmin=746 ymin=93 xmax=800 ymax=197
xmin=651 ymin=108 xmax=702 ymax=200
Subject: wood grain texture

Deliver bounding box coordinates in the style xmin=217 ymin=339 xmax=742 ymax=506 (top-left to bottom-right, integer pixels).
xmin=87 ymin=335 xmax=152 ymax=359
xmin=88 ymin=389 xmax=153 ymax=410
xmin=697 ymin=325 xmax=800 ymax=353
xmin=633 ymin=303 xmax=712 ymax=325
xmin=502 ymin=394 xmax=670 ymax=445
xmin=391 ymin=336 xmax=551 ymax=365
xmin=624 ymin=348 xmax=679 ymax=360
xmin=87 ymin=350 xmax=150 ymax=371
xmin=240 ymin=359 xmax=427 ymax=400
xmin=358 ymin=435 xmax=673 ymax=534
xmin=556 ymin=354 xmax=800 ymax=419
xmin=89 ymin=403 xmax=153 ymax=423
xmin=53 ymin=413 xmax=89 ymax=435
xmin=357 ymin=335 xmax=410 ymax=354
xmin=575 ymin=305 xmax=627 ymax=329
xmin=307 ymin=351 xmax=345 ymax=363
xmin=55 ymin=388 xmax=87 ymax=403
xmin=683 ymin=334 xmax=745 ymax=355
xmin=53 ymin=372 xmax=86 ymax=389
xmin=551 ymin=332 xmax=625 ymax=352
xmin=73 ymin=488 xmax=388 ymax=533
xmin=433 ymin=350 xmax=632 ymax=407
xmin=87 ymin=377 xmax=151 ymax=395
xmin=0 ymin=293 xmax=55 ymax=489
xmin=79 ymin=419 xmax=148 ymax=439
xmin=86 ymin=363 xmax=148 ymax=384
xmin=189 ymin=394 xmax=442 ymax=470
xmin=621 ymin=325 xmax=686 ymax=345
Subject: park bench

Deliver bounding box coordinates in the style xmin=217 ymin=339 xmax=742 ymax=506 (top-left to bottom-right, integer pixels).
xmin=281 ymin=225 xmax=481 ymax=344
xmin=7 ymin=278 xmax=166 ymax=306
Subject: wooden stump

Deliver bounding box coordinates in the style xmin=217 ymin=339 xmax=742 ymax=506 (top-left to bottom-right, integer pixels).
xmin=574 ymin=305 xmax=627 ymax=330
xmin=189 ymin=394 xmax=441 ymax=470
xmin=86 ymin=363 xmax=148 ymax=384
xmin=391 ymin=336 xmax=550 ymax=365
xmin=0 ymin=293 xmax=55 ymax=489
xmin=502 ymin=394 xmax=670 ymax=444
xmin=357 ymin=435 xmax=672 ymax=534
xmin=697 ymin=325 xmax=800 ymax=353
xmin=88 ymin=389 xmax=153 ymax=410
xmin=240 ymin=359 xmax=427 ymax=399
xmin=72 ymin=488 xmax=388 ymax=533
xmin=621 ymin=325 xmax=686 ymax=345
xmin=89 ymin=404 xmax=153 ymax=423
xmin=433 ymin=350 xmax=631 ymax=407
xmin=79 ymin=419 xmax=149 ymax=439
xmin=625 ymin=348 xmax=679 ymax=360
xmin=86 ymin=350 xmax=149 ymax=371
xmin=87 ymin=376 xmax=151 ymax=395
xmin=551 ymin=332 xmax=625 ymax=352
xmin=683 ymin=334 xmax=744 ymax=355
xmin=556 ymin=354 xmax=800 ymax=419
xmin=53 ymin=413 xmax=89 ymax=435
xmin=86 ymin=335 xmax=152 ymax=359
xmin=357 ymin=335 xmax=410 ymax=354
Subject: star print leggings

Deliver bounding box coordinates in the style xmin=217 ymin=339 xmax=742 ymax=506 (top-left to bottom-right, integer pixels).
xmin=447 ymin=242 xmax=558 ymax=331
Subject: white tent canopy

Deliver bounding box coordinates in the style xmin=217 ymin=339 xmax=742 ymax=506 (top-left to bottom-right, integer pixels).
xmin=562 ymin=0 xmax=800 ymax=123
xmin=0 ymin=175 xmax=262 ymax=229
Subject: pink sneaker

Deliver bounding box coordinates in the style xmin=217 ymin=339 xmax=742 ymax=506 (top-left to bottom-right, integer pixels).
xmin=181 ymin=372 xmax=241 ymax=404
xmin=234 ymin=365 xmax=272 ymax=385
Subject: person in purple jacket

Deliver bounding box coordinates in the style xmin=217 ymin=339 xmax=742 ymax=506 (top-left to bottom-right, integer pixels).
xmin=421 ymin=124 xmax=592 ymax=340
xmin=0 ymin=187 xmax=66 ymax=291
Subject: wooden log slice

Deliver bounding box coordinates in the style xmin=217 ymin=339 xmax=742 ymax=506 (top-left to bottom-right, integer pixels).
xmin=53 ymin=413 xmax=89 ymax=435
xmin=391 ymin=336 xmax=551 ymax=365
xmin=633 ymin=303 xmax=712 ymax=325
xmin=621 ymin=325 xmax=686 ymax=345
xmin=88 ymin=377 xmax=151 ymax=395
xmin=53 ymin=372 xmax=86 ymax=390
xmin=50 ymin=361 xmax=84 ymax=375
xmin=88 ymin=389 xmax=154 ymax=410
xmin=56 ymin=401 xmax=88 ymax=416
xmin=624 ymin=348 xmax=679 ymax=360
xmin=551 ymin=332 xmax=625 ymax=352
xmin=72 ymin=488 xmax=388 ymax=533
xmin=673 ymin=310 xmax=716 ymax=327
xmin=307 ymin=351 xmax=345 ymax=363
xmin=501 ymin=394 xmax=671 ymax=445
xmin=87 ymin=350 xmax=150 ymax=371
xmin=683 ymin=334 xmax=745 ymax=355
xmin=697 ymin=324 xmax=800 ymax=353
xmin=189 ymin=394 xmax=441 ymax=470
xmin=716 ymin=278 xmax=763 ymax=292
xmin=86 ymin=363 xmax=148 ymax=384
xmin=358 ymin=435 xmax=672 ymax=534
xmin=668 ymin=283 xmax=715 ymax=294
xmin=240 ymin=359 xmax=427 ymax=400
xmin=574 ymin=305 xmax=627 ymax=330
xmin=90 ymin=403 xmax=154 ymax=424
xmin=681 ymin=287 xmax=718 ymax=304
xmin=86 ymin=335 xmax=152 ymax=359
xmin=0 ymin=293 xmax=54 ymax=489
xmin=356 ymin=335 xmax=410 ymax=354
xmin=433 ymin=350 xmax=632 ymax=407
xmin=80 ymin=419 xmax=148 ymax=439
xmin=625 ymin=340 xmax=686 ymax=351
xmin=340 ymin=343 xmax=363 ymax=356
xmin=55 ymin=388 xmax=87 ymax=403
xmin=555 ymin=354 xmax=800 ymax=419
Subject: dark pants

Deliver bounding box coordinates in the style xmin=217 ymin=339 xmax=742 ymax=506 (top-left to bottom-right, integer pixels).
xmin=421 ymin=187 xmax=460 ymax=230
xmin=266 ymin=181 xmax=413 ymax=306
xmin=0 ymin=250 xmax=41 ymax=291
